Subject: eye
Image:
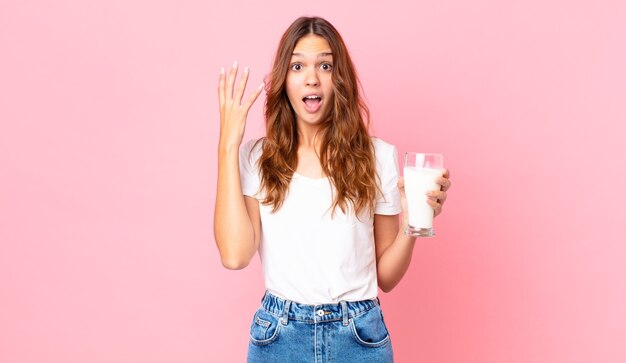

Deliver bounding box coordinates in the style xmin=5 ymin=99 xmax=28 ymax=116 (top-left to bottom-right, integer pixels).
xmin=321 ymin=63 xmax=333 ymax=71
xmin=290 ymin=63 xmax=303 ymax=71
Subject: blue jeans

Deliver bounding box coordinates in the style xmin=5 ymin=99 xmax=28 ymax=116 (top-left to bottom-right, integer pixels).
xmin=247 ymin=291 xmax=394 ymax=362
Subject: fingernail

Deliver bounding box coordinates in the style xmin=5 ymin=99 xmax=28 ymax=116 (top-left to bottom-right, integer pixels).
xmin=233 ymin=60 xmax=238 ymax=68
xmin=259 ymin=82 xmax=265 ymax=89
xmin=220 ymin=67 xmax=225 ymax=74
xmin=244 ymin=66 xmax=249 ymax=73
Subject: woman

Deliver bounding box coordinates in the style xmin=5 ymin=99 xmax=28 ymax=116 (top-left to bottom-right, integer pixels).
xmin=214 ymin=16 xmax=451 ymax=362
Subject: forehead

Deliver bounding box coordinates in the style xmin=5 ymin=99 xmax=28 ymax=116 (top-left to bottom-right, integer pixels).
xmin=292 ymin=34 xmax=331 ymax=56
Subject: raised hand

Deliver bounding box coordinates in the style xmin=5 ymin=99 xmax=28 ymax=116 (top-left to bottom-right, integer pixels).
xmin=218 ymin=61 xmax=264 ymax=150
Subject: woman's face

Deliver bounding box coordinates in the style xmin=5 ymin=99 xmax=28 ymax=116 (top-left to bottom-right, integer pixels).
xmin=286 ymin=34 xmax=334 ymax=127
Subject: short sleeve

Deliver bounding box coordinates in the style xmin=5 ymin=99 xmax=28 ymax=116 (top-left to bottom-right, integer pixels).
xmin=374 ymin=139 xmax=401 ymax=215
xmin=239 ymin=138 xmax=262 ymax=199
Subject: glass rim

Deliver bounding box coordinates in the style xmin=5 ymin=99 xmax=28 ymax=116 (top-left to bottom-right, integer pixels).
xmin=404 ymin=152 xmax=444 ymax=168
xmin=404 ymin=152 xmax=443 ymax=157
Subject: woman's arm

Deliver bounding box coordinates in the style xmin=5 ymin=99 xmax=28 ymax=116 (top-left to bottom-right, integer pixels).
xmin=214 ymin=146 xmax=261 ymax=270
xmin=213 ymin=62 xmax=263 ymax=270
xmin=374 ymin=213 xmax=414 ymax=292
xmin=374 ymin=171 xmax=451 ymax=292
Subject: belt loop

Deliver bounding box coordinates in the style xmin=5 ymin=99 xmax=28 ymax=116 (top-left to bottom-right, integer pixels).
xmin=341 ymin=300 xmax=349 ymax=326
xmin=281 ymin=299 xmax=292 ymax=325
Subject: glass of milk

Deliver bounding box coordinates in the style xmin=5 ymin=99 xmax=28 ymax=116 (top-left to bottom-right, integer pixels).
xmin=403 ymin=152 xmax=444 ymax=237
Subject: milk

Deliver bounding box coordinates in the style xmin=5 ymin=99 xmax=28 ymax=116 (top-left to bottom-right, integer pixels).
xmin=403 ymin=166 xmax=443 ymax=230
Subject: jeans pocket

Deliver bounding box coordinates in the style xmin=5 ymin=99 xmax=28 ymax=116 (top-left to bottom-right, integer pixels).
xmin=349 ymin=306 xmax=391 ymax=348
xmin=249 ymin=308 xmax=282 ymax=346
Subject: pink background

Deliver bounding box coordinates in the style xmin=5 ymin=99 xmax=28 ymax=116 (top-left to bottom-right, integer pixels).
xmin=1 ymin=0 xmax=625 ymax=362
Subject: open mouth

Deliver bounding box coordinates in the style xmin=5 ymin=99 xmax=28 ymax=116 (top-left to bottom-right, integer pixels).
xmin=302 ymin=95 xmax=322 ymax=113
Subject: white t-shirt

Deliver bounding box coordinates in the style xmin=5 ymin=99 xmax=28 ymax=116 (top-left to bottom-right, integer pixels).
xmin=239 ymin=137 xmax=401 ymax=304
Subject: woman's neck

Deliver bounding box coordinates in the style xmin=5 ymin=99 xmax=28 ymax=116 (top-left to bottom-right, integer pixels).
xmin=296 ymin=123 xmax=323 ymax=150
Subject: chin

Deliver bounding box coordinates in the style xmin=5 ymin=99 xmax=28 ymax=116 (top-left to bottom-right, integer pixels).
xmin=300 ymin=111 xmax=330 ymax=126
xmin=296 ymin=113 xmax=322 ymax=125
xmin=299 ymin=118 xmax=321 ymax=126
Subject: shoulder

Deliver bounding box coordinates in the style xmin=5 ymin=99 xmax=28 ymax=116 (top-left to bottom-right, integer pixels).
xmin=242 ymin=137 xmax=264 ymax=152
xmin=240 ymin=138 xmax=264 ymax=162
xmin=371 ymin=137 xmax=398 ymax=162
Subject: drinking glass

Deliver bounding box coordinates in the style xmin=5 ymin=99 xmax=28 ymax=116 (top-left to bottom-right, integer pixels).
xmin=404 ymin=152 xmax=444 ymax=237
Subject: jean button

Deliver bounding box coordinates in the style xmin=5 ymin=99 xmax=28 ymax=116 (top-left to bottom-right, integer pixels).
xmin=316 ymin=310 xmax=324 ymax=317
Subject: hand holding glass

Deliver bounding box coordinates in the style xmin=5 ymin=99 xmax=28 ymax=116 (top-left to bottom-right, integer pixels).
xmin=403 ymin=152 xmax=444 ymax=237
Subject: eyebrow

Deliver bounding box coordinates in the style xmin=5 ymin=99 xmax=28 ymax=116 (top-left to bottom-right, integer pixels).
xmin=291 ymin=52 xmax=333 ymax=58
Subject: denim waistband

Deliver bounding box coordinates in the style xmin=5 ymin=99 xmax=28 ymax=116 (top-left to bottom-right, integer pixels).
xmin=260 ymin=291 xmax=380 ymax=324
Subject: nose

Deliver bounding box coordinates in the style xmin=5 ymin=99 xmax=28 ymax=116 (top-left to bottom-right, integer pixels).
xmin=305 ymin=68 xmax=319 ymax=87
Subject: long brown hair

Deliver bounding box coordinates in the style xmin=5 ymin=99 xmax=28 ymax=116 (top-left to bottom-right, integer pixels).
xmin=257 ymin=16 xmax=379 ymax=216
